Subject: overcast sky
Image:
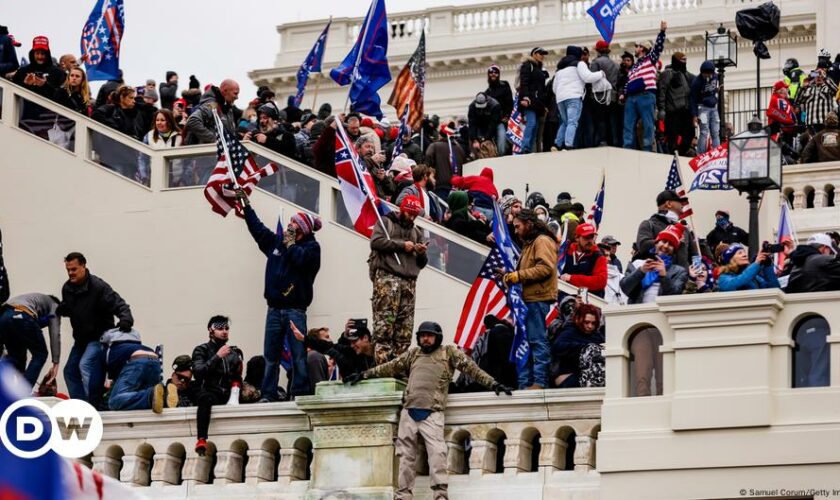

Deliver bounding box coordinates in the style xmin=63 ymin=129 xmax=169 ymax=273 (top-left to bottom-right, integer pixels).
xmin=2 ymin=0 xmax=489 ymax=99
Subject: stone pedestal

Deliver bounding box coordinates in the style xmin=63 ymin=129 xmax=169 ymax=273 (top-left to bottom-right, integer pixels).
xmin=295 ymin=379 xmax=406 ymax=500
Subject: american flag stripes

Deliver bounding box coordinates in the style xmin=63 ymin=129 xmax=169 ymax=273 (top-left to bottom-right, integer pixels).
xmin=203 ymin=120 xmax=279 ymax=217
xmin=587 ymin=173 xmax=606 ymax=229
xmin=506 ymin=95 xmax=525 ymax=155
xmin=388 ymin=30 xmax=426 ymax=129
xmin=665 ymin=154 xmax=693 ymax=218
xmin=454 ymin=246 xmax=511 ymax=350
xmin=80 ymin=0 xmax=125 ymax=81
xmin=389 ymin=104 xmax=412 ymax=162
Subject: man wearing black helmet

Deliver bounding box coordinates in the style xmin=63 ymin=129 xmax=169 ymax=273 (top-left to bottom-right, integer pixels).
xmin=345 ymin=321 xmax=513 ymax=500
xmin=782 ymin=58 xmax=807 ymax=100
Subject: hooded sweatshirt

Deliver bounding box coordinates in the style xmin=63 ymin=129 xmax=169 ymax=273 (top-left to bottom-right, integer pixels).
xmin=450 ymin=167 xmax=499 ymax=205
xmin=553 ymin=46 xmax=605 ymax=103
xmin=658 ymin=55 xmax=695 ymax=113
xmin=689 ymin=61 xmax=719 ymax=116
xmin=13 ymin=44 xmax=65 ymax=99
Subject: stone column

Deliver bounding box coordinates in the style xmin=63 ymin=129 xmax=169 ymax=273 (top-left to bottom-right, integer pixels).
xmin=468 ymin=439 xmax=498 ymax=475
xmin=181 ymin=453 xmax=213 ymax=487
xmin=538 ymin=437 xmax=568 ymax=471
xmin=793 ymin=189 xmax=805 ymax=209
xmin=503 ymin=438 xmax=533 ymax=473
xmin=213 ymin=449 xmax=245 ymax=485
xmin=150 ymin=453 xmax=184 ymax=486
xmin=295 ymin=379 xmax=406 ymax=499
xmin=119 ymin=455 xmax=151 ymax=486
xmin=244 ymin=448 xmax=276 ymax=484
xmin=277 ymin=447 xmax=308 ymax=485
xmin=573 ymin=436 xmax=596 ymax=473
xmin=446 ymin=440 xmax=467 ymax=475
xmin=92 ymin=455 xmax=122 ymax=480
xmin=814 ymin=189 xmax=827 ymax=208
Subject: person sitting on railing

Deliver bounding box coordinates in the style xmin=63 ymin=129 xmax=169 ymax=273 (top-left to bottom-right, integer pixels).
xmin=92 ymin=85 xmax=153 ymax=141
xmin=165 ymin=354 xmax=197 ymax=408
xmin=12 ymin=36 xmax=65 ymax=99
xmin=550 ymin=303 xmax=605 ymax=388
xmin=184 ymin=79 xmax=241 ymax=145
xmin=53 ymin=67 xmax=91 ymax=117
xmin=357 ymin=135 xmax=396 ymax=199
xmin=620 ymin=224 xmax=689 ymax=304
xmin=290 ymin=318 xmax=376 ymax=380
xmin=800 ymin=112 xmax=840 ymax=163
xmin=450 ymin=166 xmax=498 ymax=222
xmin=344 ymin=321 xmax=512 ymax=500
xmin=716 ymin=243 xmax=780 ymax=292
xmin=784 ymin=233 xmax=840 ymax=293
xmin=192 ymin=315 xmax=244 ymax=455
xmin=243 ymin=103 xmax=297 ymax=159
xmin=0 ymin=25 xmax=21 ymax=79
xmin=443 ymin=191 xmax=492 ymax=246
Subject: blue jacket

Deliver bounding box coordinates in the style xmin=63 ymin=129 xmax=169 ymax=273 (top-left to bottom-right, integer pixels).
xmin=551 ymin=323 xmax=604 ymax=381
xmin=244 ymin=206 xmax=321 ymax=310
xmin=718 ymin=262 xmax=780 ymax=292
xmin=689 ymin=73 xmax=719 ymax=117
xmin=0 ymin=34 xmax=19 ymax=76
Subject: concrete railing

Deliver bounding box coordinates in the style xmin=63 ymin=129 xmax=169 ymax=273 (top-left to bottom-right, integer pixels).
xmin=779 ymin=161 xmax=840 ymax=240
xmin=78 ymin=381 xmax=603 ymax=499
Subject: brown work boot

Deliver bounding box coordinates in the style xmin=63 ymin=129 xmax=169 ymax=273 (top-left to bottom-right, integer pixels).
xmin=165 ymin=382 xmax=179 ymax=408
xmin=152 ymin=384 xmax=165 ymax=414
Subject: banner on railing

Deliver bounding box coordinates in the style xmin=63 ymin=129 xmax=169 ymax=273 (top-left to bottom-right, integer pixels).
xmin=689 ymin=143 xmax=733 ymax=191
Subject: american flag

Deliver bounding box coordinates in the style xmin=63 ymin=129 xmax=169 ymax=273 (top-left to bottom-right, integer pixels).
xmin=506 ymin=95 xmax=525 ymax=155
xmin=776 ymin=200 xmax=796 ymax=270
xmin=454 ymin=246 xmax=511 ymax=350
xmin=203 ymin=124 xmax=279 ymax=217
xmin=388 ymin=30 xmax=425 ymax=129
xmin=665 ymin=154 xmax=693 ymax=218
xmin=587 ymin=172 xmax=605 ymax=229
xmin=390 ymin=104 xmax=412 ymax=161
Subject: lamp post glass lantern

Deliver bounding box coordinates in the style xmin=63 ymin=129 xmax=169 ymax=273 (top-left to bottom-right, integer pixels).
xmin=706 ymin=24 xmax=737 ymax=143
xmin=727 ymin=121 xmax=782 ymax=258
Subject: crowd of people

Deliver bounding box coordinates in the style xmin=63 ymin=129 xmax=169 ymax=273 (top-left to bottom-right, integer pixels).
xmin=5 ymin=21 xmax=840 ymax=500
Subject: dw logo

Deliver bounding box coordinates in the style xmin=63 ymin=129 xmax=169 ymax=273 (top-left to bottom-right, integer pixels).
xmin=0 ymin=399 xmax=103 ymax=458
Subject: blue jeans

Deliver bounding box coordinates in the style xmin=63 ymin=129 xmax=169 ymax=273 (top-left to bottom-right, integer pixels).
xmin=623 ymin=92 xmax=656 ymax=151
xmin=521 ymin=108 xmax=538 ymax=153
xmin=261 ymin=307 xmax=309 ymax=400
xmin=555 ymin=98 xmax=583 ymax=149
xmin=0 ymin=308 xmax=49 ymax=387
xmin=109 ymin=357 xmax=161 ymax=410
xmin=495 ymin=123 xmax=508 ymax=156
xmin=64 ymin=341 xmax=106 ymax=407
xmin=697 ymin=105 xmax=720 ymax=154
xmin=517 ymin=301 xmax=552 ymax=389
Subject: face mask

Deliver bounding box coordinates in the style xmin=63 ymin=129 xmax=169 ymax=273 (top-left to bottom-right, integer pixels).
xmin=665 ymin=210 xmax=680 ymax=223
xmin=716 ymin=216 xmax=729 ymax=228
xmin=249 ymin=117 xmax=257 ymax=124
xmin=537 ymin=213 xmax=547 ymax=222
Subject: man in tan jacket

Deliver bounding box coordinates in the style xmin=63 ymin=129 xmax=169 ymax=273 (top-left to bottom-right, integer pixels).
xmin=502 ymin=209 xmax=558 ymax=389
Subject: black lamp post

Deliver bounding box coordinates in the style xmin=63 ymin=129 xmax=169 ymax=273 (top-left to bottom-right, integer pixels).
xmin=727 ymin=117 xmax=782 ymax=259
xmin=705 ymin=24 xmax=738 ymax=143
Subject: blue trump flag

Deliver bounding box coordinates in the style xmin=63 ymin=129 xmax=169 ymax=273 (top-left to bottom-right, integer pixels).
xmin=329 ymin=0 xmax=391 ymax=119
xmin=294 ymin=19 xmax=331 ymax=108
xmin=491 ymin=203 xmax=530 ymax=371
xmin=0 ymin=363 xmax=64 ymax=499
xmin=587 ymin=0 xmax=631 ymax=43
xmin=80 ymin=0 xmax=125 ymax=81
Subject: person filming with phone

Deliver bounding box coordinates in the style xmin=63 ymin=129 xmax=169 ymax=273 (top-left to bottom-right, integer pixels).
xmin=716 ymin=242 xmax=781 ymax=292
xmin=621 ymin=224 xmax=689 ymax=304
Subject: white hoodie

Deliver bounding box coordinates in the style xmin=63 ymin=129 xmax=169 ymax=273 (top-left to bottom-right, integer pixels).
xmin=553 ymin=61 xmax=605 ymax=103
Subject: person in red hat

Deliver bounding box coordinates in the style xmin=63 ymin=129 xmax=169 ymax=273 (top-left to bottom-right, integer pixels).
xmin=12 ymin=35 xmax=65 ymax=99
xmin=590 ymin=40 xmax=622 ymax=147
xmin=559 ymin=222 xmax=609 ymax=297
xmin=0 ymin=25 xmax=21 ymax=78
xmin=368 ymin=195 xmax=429 ymax=365
xmin=766 ymin=80 xmax=798 ymax=150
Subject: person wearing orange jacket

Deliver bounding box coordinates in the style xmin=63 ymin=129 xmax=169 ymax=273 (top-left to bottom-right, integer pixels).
xmin=766 ymin=80 xmax=799 ymax=156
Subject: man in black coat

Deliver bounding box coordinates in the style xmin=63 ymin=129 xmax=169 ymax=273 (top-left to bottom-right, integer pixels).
xmin=517 ymin=47 xmax=548 ymax=153
xmin=467 ymin=92 xmax=502 ymax=153
xmin=705 ymin=210 xmax=749 ymax=252
xmin=485 ymin=64 xmax=513 ymax=155
xmin=292 ymin=318 xmax=375 ymax=378
xmin=635 ymin=190 xmax=698 ymax=269
xmin=12 ymin=36 xmax=65 ymax=99
xmin=59 ymin=252 xmax=133 ymax=408
xmin=785 ymin=233 xmax=840 ymax=293
xmin=192 ymin=315 xmax=244 ymax=455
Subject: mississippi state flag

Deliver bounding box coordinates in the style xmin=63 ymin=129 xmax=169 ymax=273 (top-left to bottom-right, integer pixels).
xmin=335 ymin=119 xmax=385 ymax=237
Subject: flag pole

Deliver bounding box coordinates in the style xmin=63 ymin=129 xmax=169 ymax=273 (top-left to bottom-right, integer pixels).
xmin=213 ymin=110 xmax=240 ymax=189
xmin=310 ymin=74 xmax=321 ymax=111
xmin=674 ymin=153 xmax=703 ymax=259
xmin=344 ymin=0 xmax=376 ymax=114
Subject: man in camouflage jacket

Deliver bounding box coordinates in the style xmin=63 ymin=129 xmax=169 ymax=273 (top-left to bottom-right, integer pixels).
xmin=346 ymin=321 xmax=513 ymax=500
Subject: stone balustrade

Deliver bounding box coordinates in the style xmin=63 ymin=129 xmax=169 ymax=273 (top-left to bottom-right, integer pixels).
xmin=778 ymin=161 xmax=840 ymax=240
xmin=78 ymin=380 xmax=602 ymax=499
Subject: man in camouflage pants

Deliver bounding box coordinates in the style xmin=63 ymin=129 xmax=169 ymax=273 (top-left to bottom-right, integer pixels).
xmin=369 ymin=196 xmax=428 ymax=364
xmin=345 ymin=321 xmax=513 ymax=499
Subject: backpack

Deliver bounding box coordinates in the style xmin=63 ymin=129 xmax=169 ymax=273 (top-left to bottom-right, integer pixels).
xmin=579 ymin=343 xmax=605 ymax=387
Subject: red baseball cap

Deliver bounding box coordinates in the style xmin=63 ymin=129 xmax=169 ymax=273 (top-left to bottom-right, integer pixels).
xmin=773 ymin=80 xmax=789 ymax=92
xmin=7 ymin=34 xmax=21 ymax=47
xmin=594 ymin=40 xmax=610 ymax=52
xmin=576 ymin=223 xmax=597 ymax=238
xmin=31 ymin=35 xmax=49 ymax=52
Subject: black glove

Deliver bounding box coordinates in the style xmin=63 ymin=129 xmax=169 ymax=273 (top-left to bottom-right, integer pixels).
xmin=343 ymin=372 xmax=364 ymax=385
xmin=117 ymin=320 xmax=133 ymax=333
xmin=492 ymin=382 xmax=513 ymax=396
